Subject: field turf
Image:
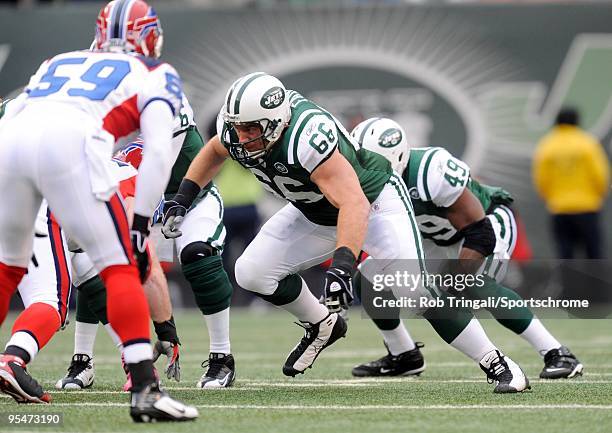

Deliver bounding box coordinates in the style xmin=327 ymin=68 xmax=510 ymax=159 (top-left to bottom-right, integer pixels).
xmin=0 ymin=309 xmax=610 ymax=432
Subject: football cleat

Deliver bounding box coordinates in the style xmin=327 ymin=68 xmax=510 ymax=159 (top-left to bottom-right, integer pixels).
xmin=152 ymin=340 xmax=181 ymax=382
xmin=540 ymin=346 xmax=583 ymax=379
xmin=197 ymin=353 xmax=236 ymax=388
xmin=130 ymin=382 xmax=198 ymax=423
xmin=479 ymin=350 xmax=530 ymax=393
xmin=55 ymin=354 xmax=95 ymax=390
xmin=0 ymin=354 xmax=51 ymax=403
xmin=283 ymin=312 xmax=348 ymax=377
xmin=352 ymin=342 xmax=426 ymax=377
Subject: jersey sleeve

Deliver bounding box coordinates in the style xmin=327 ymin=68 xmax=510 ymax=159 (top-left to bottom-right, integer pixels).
xmin=138 ymin=63 xmax=183 ymax=118
xmin=118 ymin=176 xmax=137 ymax=199
xmin=294 ymin=114 xmax=339 ymax=174
xmin=417 ymin=147 xmax=470 ymax=208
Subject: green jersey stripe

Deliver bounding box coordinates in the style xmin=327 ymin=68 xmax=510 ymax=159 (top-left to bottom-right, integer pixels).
xmin=356 ymin=117 xmax=380 ymax=148
xmin=421 ymin=149 xmax=439 ymax=201
xmin=496 ymin=205 xmax=515 ymax=253
xmin=286 ymin=109 xmax=320 ymax=165
xmin=232 ymin=72 xmax=266 ymax=115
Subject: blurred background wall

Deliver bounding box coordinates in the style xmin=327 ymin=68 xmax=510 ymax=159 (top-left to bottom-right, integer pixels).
xmin=1 ymin=0 xmax=610 ymax=307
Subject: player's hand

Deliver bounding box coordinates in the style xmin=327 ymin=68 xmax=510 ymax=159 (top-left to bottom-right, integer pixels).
xmin=152 ymin=340 xmax=181 ymax=382
xmin=130 ymin=214 xmax=151 ymax=283
xmin=161 ymin=199 xmax=187 ymax=239
xmin=161 ymin=179 xmax=202 ymax=239
xmin=324 ymin=266 xmax=354 ymax=312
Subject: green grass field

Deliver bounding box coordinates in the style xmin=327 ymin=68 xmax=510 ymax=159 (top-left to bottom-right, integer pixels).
xmin=0 ymin=309 xmax=610 ymax=433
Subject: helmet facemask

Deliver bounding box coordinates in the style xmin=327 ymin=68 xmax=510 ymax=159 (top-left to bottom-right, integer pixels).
xmin=223 ymin=116 xmax=284 ymax=168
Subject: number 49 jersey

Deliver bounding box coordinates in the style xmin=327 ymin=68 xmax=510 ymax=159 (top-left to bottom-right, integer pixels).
xmin=403 ymin=147 xmax=513 ymax=246
xmin=23 ymin=50 xmax=183 ymax=147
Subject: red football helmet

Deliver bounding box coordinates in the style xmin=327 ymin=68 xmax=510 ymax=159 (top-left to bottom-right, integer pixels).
xmin=95 ymin=0 xmax=163 ymax=58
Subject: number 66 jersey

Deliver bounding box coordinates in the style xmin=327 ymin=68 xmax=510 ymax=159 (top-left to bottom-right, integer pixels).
xmin=21 ymin=50 xmax=182 ymax=149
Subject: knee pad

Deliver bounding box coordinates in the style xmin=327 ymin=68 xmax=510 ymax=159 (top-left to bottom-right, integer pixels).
xmin=180 ymin=241 xmax=219 ymax=265
xmin=181 ymin=255 xmax=232 ymax=315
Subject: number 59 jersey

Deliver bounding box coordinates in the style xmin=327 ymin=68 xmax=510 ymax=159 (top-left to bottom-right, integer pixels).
xmin=23 ymin=50 xmax=183 ymax=146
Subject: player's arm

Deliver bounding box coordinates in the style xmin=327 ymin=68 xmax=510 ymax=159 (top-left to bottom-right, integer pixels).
xmin=161 ymin=135 xmax=229 ymax=239
xmin=311 ymin=150 xmax=370 ymax=313
xmin=446 ymin=188 xmax=496 ymax=260
xmin=311 ymin=150 xmax=369 ymax=258
xmin=184 ymin=134 xmax=229 ymax=187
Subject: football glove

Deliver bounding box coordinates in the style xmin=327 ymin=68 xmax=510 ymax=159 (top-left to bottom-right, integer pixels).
xmin=323 ymin=247 xmax=357 ymax=313
xmin=161 ymin=178 xmax=202 ymax=239
xmin=152 ymin=340 xmax=181 ymax=382
xmin=130 ymin=214 xmax=151 ymax=283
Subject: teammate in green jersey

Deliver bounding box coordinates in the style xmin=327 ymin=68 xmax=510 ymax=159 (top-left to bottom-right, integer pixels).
xmin=164 ymin=73 xmax=530 ymax=392
xmin=350 ymin=117 xmax=583 ymax=380
xmin=55 ymin=94 xmax=236 ymax=390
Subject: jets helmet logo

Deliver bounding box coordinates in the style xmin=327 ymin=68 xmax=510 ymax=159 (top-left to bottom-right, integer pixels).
xmin=378 ymin=128 xmax=402 ymax=148
xmin=260 ymin=86 xmax=285 ymax=109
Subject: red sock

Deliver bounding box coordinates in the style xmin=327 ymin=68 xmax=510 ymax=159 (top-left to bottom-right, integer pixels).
xmin=11 ymin=302 xmax=61 ymax=352
xmin=100 ymin=264 xmax=151 ymax=345
xmin=0 ymin=263 xmax=26 ymax=326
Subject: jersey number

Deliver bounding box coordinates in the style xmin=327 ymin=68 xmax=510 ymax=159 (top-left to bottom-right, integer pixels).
xmin=443 ymin=159 xmax=469 ymax=187
xmin=28 ymin=58 xmax=131 ymax=100
xmin=308 ymin=124 xmax=335 ymax=155
xmin=250 ymin=168 xmax=323 ymax=204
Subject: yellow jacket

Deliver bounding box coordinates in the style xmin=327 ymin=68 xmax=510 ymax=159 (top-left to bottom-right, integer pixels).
xmin=533 ymin=125 xmax=610 ymax=214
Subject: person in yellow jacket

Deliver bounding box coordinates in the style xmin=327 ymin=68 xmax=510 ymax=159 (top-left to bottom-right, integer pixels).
xmin=533 ymin=107 xmax=610 ymax=259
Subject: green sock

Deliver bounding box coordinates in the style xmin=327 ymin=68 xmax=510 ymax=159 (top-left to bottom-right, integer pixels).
xmin=182 ymin=255 xmax=233 ymax=315
xmin=423 ymin=291 xmax=474 ymax=343
xmin=256 ymin=273 xmax=302 ymax=306
xmin=466 ymin=276 xmax=533 ymax=334
xmin=75 ymin=285 xmax=99 ymax=324
xmin=79 ymin=275 xmax=109 ymax=325
xmin=354 ymin=270 xmax=401 ymax=330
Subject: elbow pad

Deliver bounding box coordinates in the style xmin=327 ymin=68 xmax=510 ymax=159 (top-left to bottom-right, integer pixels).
xmin=459 ymin=217 xmax=496 ymax=257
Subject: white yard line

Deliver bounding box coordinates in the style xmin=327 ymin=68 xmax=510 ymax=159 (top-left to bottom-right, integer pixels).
xmin=0 ymin=402 xmax=610 ymax=410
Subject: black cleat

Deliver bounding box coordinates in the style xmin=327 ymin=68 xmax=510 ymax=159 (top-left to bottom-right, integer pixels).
xmin=283 ymin=312 xmax=347 ymax=377
xmin=479 ymin=350 xmax=530 ymax=393
xmin=0 ymin=354 xmax=51 ymax=403
xmin=55 ymin=354 xmax=95 ymax=390
xmin=540 ymin=346 xmax=583 ymax=379
xmin=130 ymin=382 xmax=198 ymax=423
xmin=197 ymin=353 xmax=236 ymax=388
xmin=352 ymin=342 xmax=426 ymax=377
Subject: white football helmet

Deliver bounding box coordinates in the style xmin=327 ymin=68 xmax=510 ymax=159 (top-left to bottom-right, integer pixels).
xmin=351 ymin=117 xmax=409 ymax=174
xmin=222 ymin=72 xmax=291 ymax=167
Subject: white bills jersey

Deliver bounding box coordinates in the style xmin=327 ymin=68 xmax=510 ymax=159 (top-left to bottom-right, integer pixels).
xmin=23 ymin=50 xmax=183 ymax=148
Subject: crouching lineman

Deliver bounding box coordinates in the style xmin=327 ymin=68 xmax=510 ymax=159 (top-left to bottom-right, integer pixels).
xmin=0 ymin=0 xmax=197 ymax=421
xmin=58 ymin=114 xmax=236 ymax=389
xmin=350 ymin=117 xmax=582 ymax=380
xmin=163 ymin=73 xmax=529 ymax=392
xmin=55 ymin=155 xmax=178 ymax=390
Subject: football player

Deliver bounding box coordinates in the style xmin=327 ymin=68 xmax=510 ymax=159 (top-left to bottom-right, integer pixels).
xmin=0 ymin=0 xmax=197 ymax=422
xmin=58 ymin=119 xmax=236 ymax=389
xmin=163 ymin=73 xmax=529 ymax=392
xmin=350 ymin=117 xmax=583 ymax=380
xmin=0 ymin=100 xmax=73 ymax=402
xmin=55 ymin=155 xmax=175 ymax=391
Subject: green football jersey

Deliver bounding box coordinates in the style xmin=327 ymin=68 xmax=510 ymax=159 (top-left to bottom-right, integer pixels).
xmin=218 ymin=91 xmax=392 ymax=226
xmin=167 ymin=95 xmax=212 ymax=203
xmin=402 ymin=147 xmax=513 ymax=246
